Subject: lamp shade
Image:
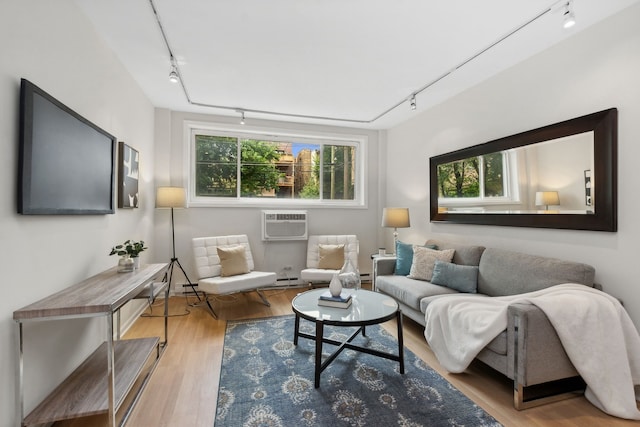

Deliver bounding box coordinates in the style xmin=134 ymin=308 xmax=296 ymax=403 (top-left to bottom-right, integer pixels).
xmin=535 ymin=191 xmax=560 ymax=207
xmin=156 ymin=186 xmax=186 ymax=208
xmin=381 ymin=207 xmax=410 ymax=228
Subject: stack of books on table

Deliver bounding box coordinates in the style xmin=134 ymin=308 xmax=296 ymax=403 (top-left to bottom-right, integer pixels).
xmin=318 ymin=291 xmax=352 ymax=308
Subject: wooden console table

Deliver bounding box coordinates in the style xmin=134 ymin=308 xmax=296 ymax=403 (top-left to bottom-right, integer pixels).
xmin=14 ymin=263 xmax=169 ymax=427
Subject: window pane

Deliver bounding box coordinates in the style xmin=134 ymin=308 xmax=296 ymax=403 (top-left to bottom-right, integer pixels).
xmin=437 ymin=157 xmax=479 ymax=198
xmin=292 ymin=143 xmax=320 ymax=199
xmin=241 ymin=141 xmax=321 ymax=199
xmin=240 ymin=139 xmax=282 ymax=197
xmin=322 ymin=145 xmax=356 ymax=200
xmin=482 ymin=152 xmax=504 ymax=197
xmin=195 ymin=135 xmax=237 ymax=197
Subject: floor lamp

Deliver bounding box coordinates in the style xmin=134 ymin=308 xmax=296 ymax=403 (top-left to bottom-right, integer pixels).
xmin=382 ymin=207 xmax=411 ymax=254
xmin=156 ymin=186 xmax=201 ymax=301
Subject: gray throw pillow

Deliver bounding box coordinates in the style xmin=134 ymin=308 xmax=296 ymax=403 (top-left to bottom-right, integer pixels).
xmin=430 ymin=260 xmax=478 ymax=293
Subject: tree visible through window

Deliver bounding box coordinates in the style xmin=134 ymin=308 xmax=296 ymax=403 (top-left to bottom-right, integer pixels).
xmin=438 ymin=153 xmax=505 ymax=199
xmin=193 ymin=133 xmax=357 ymax=202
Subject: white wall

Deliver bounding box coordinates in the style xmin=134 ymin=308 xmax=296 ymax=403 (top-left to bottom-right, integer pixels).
xmin=386 ymin=3 xmax=640 ymax=326
xmin=153 ymin=110 xmax=384 ymax=289
xmin=0 ymin=1 xmax=156 ymax=425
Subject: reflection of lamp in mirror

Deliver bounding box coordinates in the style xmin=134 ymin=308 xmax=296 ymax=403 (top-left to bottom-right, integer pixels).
xmin=535 ymin=191 xmax=560 ymax=211
xmin=382 ymin=208 xmax=410 ymax=253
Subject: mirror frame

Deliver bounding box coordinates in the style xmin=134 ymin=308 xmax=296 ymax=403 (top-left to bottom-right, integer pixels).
xmin=429 ymin=108 xmax=617 ymax=231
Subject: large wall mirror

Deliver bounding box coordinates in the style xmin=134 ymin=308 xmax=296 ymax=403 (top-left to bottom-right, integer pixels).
xmin=429 ymin=108 xmax=617 ymax=231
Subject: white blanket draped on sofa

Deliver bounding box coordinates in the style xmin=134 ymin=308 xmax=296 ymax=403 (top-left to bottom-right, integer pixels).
xmin=424 ymin=283 xmax=640 ymax=420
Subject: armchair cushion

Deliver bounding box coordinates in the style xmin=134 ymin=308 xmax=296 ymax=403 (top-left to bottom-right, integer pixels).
xmin=301 ymin=235 xmax=358 ymax=284
xmin=408 ymin=247 xmax=455 ymax=281
xmin=198 ymin=271 xmax=276 ymax=295
xmin=217 ymin=245 xmax=250 ymax=277
xmin=192 ymin=234 xmax=276 ymax=295
xmin=318 ymin=244 xmax=345 ymax=269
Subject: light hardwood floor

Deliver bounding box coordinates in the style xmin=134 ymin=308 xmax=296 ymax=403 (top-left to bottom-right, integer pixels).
xmin=57 ymin=286 xmax=640 ymax=426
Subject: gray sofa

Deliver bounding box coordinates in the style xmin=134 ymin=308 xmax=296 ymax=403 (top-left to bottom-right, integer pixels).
xmin=374 ymin=238 xmax=597 ymax=409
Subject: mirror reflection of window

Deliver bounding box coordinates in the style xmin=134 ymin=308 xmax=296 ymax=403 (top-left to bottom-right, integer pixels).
xmin=436 ymin=132 xmax=594 ymax=214
xmin=438 ymin=153 xmax=505 ymax=199
xmin=437 ymin=151 xmax=516 ymax=212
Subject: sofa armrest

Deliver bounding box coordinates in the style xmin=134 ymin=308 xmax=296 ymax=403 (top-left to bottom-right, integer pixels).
xmin=507 ymin=303 xmax=578 ymax=387
xmin=374 ymin=257 xmax=396 ymax=275
xmin=373 ymin=257 xmax=396 ymax=291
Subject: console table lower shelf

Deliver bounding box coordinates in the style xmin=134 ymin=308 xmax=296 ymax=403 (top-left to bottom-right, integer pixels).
xmin=23 ymin=337 xmax=160 ymax=426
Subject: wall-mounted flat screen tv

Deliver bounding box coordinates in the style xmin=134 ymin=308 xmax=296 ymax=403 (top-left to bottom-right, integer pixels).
xmin=18 ymin=79 xmax=116 ymax=214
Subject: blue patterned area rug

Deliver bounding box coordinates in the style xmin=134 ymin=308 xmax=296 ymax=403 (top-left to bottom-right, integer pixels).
xmin=214 ymin=315 xmax=502 ymax=427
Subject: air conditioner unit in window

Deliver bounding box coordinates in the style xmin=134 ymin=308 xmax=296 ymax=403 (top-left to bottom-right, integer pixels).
xmin=262 ymin=210 xmax=308 ymax=241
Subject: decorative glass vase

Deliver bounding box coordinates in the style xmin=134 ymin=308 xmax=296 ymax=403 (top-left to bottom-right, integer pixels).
xmin=118 ymin=255 xmax=134 ymax=273
xmin=338 ymin=258 xmax=360 ymax=293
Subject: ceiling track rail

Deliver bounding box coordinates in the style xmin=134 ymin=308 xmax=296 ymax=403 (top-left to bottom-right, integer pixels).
xmin=148 ymin=0 xmax=557 ymax=125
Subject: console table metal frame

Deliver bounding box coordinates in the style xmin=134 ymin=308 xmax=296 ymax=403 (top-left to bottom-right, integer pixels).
xmin=13 ymin=263 xmax=169 ymax=427
xmin=292 ymin=289 xmax=404 ymax=388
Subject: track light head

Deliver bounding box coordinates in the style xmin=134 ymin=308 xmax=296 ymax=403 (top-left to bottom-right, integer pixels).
xmin=563 ymin=2 xmax=576 ymax=29
xmin=169 ymin=65 xmax=179 ymax=83
xmin=410 ymin=94 xmax=417 ymax=111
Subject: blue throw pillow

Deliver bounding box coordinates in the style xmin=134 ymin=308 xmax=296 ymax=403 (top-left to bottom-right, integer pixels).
xmin=395 ymin=241 xmax=437 ymax=276
xmin=430 ymin=260 xmax=479 ymax=293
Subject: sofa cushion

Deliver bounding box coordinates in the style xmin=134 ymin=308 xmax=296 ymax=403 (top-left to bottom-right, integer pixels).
xmin=408 ymin=247 xmax=455 ymax=281
xmin=217 ymin=245 xmax=250 ymax=277
xmin=478 ymin=247 xmax=596 ymax=296
xmin=317 ymin=244 xmax=345 ymax=269
xmin=431 ymin=260 xmax=479 ymax=293
xmin=395 ymin=241 xmax=437 ymax=276
xmin=377 ymin=275 xmax=458 ymax=311
xmin=425 ymin=239 xmax=485 ymax=266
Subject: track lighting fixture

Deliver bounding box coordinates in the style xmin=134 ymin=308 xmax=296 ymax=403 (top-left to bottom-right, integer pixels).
xmin=150 ymin=0 xmax=570 ymax=124
xmin=563 ymin=1 xmax=576 ymax=29
xmin=168 ymin=64 xmax=179 ymax=83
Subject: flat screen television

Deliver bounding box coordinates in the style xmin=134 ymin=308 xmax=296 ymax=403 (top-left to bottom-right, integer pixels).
xmin=18 ymin=79 xmax=116 ymax=214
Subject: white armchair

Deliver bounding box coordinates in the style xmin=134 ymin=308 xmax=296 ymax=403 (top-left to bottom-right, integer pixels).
xmin=300 ymin=235 xmax=359 ymax=286
xmin=192 ymin=234 xmax=276 ymax=318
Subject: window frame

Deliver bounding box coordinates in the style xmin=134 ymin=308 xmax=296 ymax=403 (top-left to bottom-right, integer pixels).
xmin=183 ymin=121 xmax=367 ymax=208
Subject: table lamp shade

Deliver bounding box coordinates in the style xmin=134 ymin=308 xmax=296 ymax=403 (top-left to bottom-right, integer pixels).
xmin=382 ymin=207 xmax=410 ymax=228
xmin=156 ymin=186 xmax=186 ymax=208
xmin=535 ymin=191 xmax=560 ymax=207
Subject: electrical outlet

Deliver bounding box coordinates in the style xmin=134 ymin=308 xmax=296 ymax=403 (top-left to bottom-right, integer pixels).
xmin=283 ymin=265 xmax=293 ymax=271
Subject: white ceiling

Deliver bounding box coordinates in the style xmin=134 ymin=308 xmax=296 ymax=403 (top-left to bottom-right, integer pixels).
xmin=75 ymin=0 xmax=639 ymax=129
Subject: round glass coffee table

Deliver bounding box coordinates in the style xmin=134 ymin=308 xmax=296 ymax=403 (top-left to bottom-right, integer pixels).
xmin=291 ymin=288 xmax=404 ymax=388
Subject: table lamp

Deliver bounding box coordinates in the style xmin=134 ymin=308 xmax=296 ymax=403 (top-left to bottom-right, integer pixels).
xmin=535 ymin=191 xmax=560 ymax=210
xmin=382 ymin=207 xmax=410 ymax=254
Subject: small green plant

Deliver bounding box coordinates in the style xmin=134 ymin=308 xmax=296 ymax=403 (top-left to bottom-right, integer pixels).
xmin=109 ymin=240 xmax=147 ymax=258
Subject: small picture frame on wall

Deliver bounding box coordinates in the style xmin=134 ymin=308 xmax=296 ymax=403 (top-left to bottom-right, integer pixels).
xmin=118 ymin=142 xmax=139 ymax=208
xmin=584 ymin=169 xmax=592 ymax=207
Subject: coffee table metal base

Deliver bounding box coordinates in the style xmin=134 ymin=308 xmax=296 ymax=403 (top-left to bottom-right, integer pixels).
xmin=293 ymin=311 xmax=405 ymax=388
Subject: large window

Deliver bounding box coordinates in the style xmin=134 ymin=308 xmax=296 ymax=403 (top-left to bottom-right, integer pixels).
xmin=187 ymin=124 xmax=364 ymax=207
